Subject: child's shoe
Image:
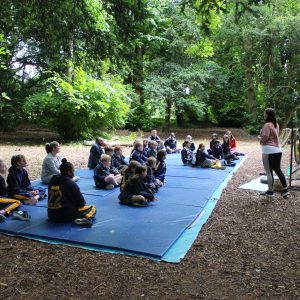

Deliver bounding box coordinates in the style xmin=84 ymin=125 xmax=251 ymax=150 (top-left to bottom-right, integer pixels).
xmin=105 ymin=184 xmax=115 ymax=190
xmin=13 ymin=211 xmax=31 ymax=221
xmin=132 ymin=200 xmax=148 ymax=207
xmin=74 ymin=218 xmax=93 ymax=227
xmin=260 ymin=190 xmax=274 ymax=198
xmin=281 ymin=188 xmax=290 ymax=198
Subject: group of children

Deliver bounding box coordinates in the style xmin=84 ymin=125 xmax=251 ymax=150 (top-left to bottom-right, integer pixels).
xmin=0 ymin=156 xmax=45 ymax=223
xmin=0 ymin=129 xmax=241 ymax=228
xmin=91 ymin=131 xmax=168 ymax=207
xmin=181 ymin=131 xmax=243 ymax=168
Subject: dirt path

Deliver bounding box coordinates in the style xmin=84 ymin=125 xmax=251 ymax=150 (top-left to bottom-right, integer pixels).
xmin=0 ymin=132 xmax=299 ymax=299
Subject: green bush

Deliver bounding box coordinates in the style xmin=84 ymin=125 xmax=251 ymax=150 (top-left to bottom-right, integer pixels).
xmin=125 ymin=102 xmax=154 ymax=131
xmin=23 ymin=68 xmax=131 ymax=139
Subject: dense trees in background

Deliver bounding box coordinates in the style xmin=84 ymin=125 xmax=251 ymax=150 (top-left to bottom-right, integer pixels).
xmin=0 ymin=0 xmax=299 ymax=138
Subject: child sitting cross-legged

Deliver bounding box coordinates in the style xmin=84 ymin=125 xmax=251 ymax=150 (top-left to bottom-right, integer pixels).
xmin=48 ymin=159 xmax=96 ymax=227
xmin=142 ymin=139 xmax=149 ymax=157
xmin=154 ymin=150 xmax=167 ymax=183
xmin=7 ymin=155 xmax=46 ymax=205
xmin=195 ymin=144 xmax=225 ymax=169
xmin=0 ymin=159 xmax=30 ymax=222
xmin=145 ymin=157 xmax=163 ymax=192
xmin=131 ymin=141 xmax=147 ymax=165
xmin=208 ymin=133 xmax=219 ymax=155
xmin=94 ymin=154 xmax=122 ymax=190
xmin=147 ymin=140 xmax=158 ymax=158
xmin=222 ymin=134 xmax=238 ymax=166
xmin=183 ymin=135 xmax=195 ymax=152
xmin=112 ymin=146 xmax=128 ymax=171
xmin=164 ymin=132 xmax=180 ymax=154
xmin=120 ymin=160 xmax=141 ymax=191
xmin=104 ymin=146 xmax=121 ymax=172
xmin=118 ymin=165 xmax=155 ymax=207
xmin=181 ymin=141 xmax=194 ymax=166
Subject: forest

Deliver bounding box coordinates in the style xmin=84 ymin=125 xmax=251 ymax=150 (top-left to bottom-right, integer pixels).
xmin=0 ymin=0 xmax=300 ymax=139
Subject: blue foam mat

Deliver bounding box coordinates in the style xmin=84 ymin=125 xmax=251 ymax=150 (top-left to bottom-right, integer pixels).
xmin=0 ymin=154 xmax=246 ymax=262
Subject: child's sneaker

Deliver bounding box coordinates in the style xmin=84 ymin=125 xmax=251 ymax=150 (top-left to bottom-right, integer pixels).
xmin=132 ymin=200 xmax=148 ymax=207
xmin=105 ymin=184 xmax=115 ymax=190
xmin=260 ymin=190 xmax=274 ymax=198
xmin=38 ymin=194 xmax=47 ymax=201
xmin=281 ymin=188 xmax=290 ymax=198
xmin=74 ymin=218 xmax=93 ymax=227
xmin=13 ymin=211 xmax=31 ymax=221
xmin=0 ymin=214 xmax=6 ymax=222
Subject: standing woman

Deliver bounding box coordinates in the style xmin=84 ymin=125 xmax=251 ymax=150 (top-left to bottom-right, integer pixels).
xmin=258 ymin=108 xmax=289 ymax=198
xmin=41 ymin=141 xmax=62 ymax=184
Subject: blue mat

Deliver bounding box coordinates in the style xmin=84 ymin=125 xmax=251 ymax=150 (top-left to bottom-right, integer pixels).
xmin=0 ymin=154 xmax=245 ymax=262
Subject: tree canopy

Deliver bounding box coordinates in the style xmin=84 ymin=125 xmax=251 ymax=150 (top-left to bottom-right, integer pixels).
xmin=0 ymin=0 xmax=299 ymax=138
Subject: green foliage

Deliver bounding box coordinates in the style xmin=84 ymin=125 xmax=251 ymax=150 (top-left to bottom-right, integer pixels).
xmin=23 ymin=69 xmax=130 ymax=139
xmin=125 ymin=102 xmax=154 ymax=131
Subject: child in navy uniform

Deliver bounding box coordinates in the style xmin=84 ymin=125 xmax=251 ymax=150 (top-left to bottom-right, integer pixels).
xmin=112 ymin=146 xmax=128 ymax=170
xmin=208 ymin=133 xmax=219 ymax=155
xmin=48 ymin=159 xmax=96 ymax=227
xmin=181 ymin=141 xmax=194 ymax=165
xmin=88 ymin=137 xmax=106 ymax=169
xmin=145 ymin=157 xmax=163 ymax=192
xmin=131 ymin=141 xmax=147 ymax=164
xmin=164 ymin=132 xmax=180 ymax=154
xmin=118 ymin=165 xmax=155 ymax=207
xmin=147 ymin=141 xmax=158 ymax=158
xmin=120 ymin=160 xmax=141 ymax=191
xmin=94 ymin=154 xmax=122 ymax=190
xmin=148 ymin=129 xmax=160 ymax=144
xmin=142 ymin=139 xmax=149 ymax=156
xmin=157 ymin=140 xmax=165 ymax=151
xmin=7 ymin=155 xmax=46 ymax=205
xmin=183 ymin=135 xmax=195 ymax=152
xmin=154 ymin=150 xmax=167 ymax=183
xmin=105 ymin=146 xmax=120 ymax=171
xmin=212 ymin=140 xmax=223 ymax=160
xmin=194 ymin=144 xmax=224 ymax=169
xmin=0 ymin=159 xmax=30 ymax=222
xmin=222 ymin=134 xmax=237 ymax=164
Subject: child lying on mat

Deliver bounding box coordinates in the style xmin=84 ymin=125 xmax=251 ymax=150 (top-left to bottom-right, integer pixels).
xmin=194 ymin=144 xmax=225 ymax=169
xmin=154 ymin=150 xmax=167 ymax=183
xmin=0 ymin=159 xmax=30 ymax=222
xmin=7 ymin=155 xmax=46 ymax=205
xmin=48 ymin=159 xmax=96 ymax=227
xmin=119 ymin=165 xmax=155 ymax=207
xmin=94 ymin=154 xmax=122 ymax=190
xmin=120 ymin=160 xmax=141 ymax=191
xmin=145 ymin=157 xmax=163 ymax=192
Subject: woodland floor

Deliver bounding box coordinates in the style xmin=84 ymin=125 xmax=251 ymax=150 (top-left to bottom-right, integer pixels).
xmin=0 ymin=128 xmax=299 ymax=300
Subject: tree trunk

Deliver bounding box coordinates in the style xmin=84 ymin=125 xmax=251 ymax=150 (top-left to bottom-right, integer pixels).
xmin=67 ymin=37 xmax=74 ymax=81
xmin=281 ymin=103 xmax=300 ymax=130
xmin=245 ymin=58 xmax=257 ymax=117
xmin=133 ymin=45 xmax=145 ymax=104
xmin=176 ymin=110 xmax=184 ymax=127
xmin=164 ymin=98 xmax=172 ymax=133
